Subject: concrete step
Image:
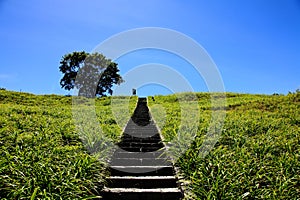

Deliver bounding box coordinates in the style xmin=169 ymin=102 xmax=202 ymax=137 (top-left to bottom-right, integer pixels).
xmin=124 ymin=128 xmax=158 ymax=131
xmin=118 ymin=141 xmax=164 ymax=148
xmin=113 ymin=151 xmax=167 ymax=159
xmin=110 ymin=158 xmax=172 ymax=166
xmin=126 ymin=120 xmax=156 ymax=126
xmin=102 ymin=187 xmax=183 ymax=200
xmin=123 ymin=129 xmax=159 ymax=134
xmin=118 ymin=146 xmax=164 ymax=152
xmin=107 ymin=176 xmax=178 ymax=188
xmin=122 ymin=133 xmax=161 ymax=141
xmin=124 ymin=123 xmax=158 ymax=129
xmin=122 ymin=133 xmax=161 ymax=138
xmin=123 ymin=126 xmax=159 ymax=130
xmin=121 ymin=139 xmax=162 ymax=144
xmin=110 ymin=165 xmax=175 ymax=176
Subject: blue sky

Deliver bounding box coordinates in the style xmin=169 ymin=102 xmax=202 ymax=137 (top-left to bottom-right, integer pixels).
xmin=0 ymin=0 xmax=299 ymax=96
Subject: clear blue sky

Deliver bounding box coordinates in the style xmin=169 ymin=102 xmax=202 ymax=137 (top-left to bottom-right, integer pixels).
xmin=0 ymin=0 xmax=299 ymax=96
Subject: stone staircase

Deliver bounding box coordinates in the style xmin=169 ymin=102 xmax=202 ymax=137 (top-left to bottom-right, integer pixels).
xmin=102 ymin=98 xmax=183 ymax=199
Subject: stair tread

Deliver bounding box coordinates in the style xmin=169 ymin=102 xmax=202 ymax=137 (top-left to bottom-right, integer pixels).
xmin=110 ymin=158 xmax=170 ymax=160
xmin=103 ymin=187 xmax=181 ymax=193
xmin=110 ymin=165 xmax=173 ymax=168
xmin=109 ymin=176 xmax=176 ymax=179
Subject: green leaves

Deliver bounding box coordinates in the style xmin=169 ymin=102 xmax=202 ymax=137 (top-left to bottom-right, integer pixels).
xmin=59 ymin=51 xmax=123 ymax=97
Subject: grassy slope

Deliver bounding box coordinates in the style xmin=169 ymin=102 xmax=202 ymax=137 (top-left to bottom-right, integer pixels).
xmin=148 ymin=92 xmax=300 ymax=199
xmin=0 ymin=90 xmax=137 ymax=199
xmin=1 ymin=90 xmax=299 ymax=199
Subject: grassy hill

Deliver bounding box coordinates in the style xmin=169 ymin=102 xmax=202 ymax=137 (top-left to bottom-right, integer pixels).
xmin=149 ymin=92 xmax=299 ymax=199
xmin=0 ymin=90 xmax=299 ymax=199
xmin=0 ymin=90 xmax=137 ymax=199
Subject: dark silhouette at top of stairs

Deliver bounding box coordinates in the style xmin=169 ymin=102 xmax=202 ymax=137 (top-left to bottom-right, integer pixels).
xmin=102 ymin=97 xmax=183 ymax=199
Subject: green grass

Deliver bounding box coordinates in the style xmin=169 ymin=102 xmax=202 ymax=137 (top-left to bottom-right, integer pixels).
xmin=1 ymin=90 xmax=299 ymax=199
xmin=0 ymin=90 xmax=137 ymax=199
xmin=148 ymin=92 xmax=299 ymax=199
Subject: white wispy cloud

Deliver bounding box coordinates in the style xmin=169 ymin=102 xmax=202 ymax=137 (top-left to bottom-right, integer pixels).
xmin=0 ymin=73 xmax=15 ymax=80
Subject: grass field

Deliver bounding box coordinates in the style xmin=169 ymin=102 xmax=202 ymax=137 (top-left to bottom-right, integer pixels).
xmin=0 ymin=90 xmax=137 ymax=199
xmin=149 ymin=92 xmax=300 ymax=199
xmin=0 ymin=90 xmax=299 ymax=199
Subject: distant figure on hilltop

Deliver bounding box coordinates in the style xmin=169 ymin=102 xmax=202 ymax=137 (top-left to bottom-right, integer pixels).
xmin=132 ymin=88 xmax=137 ymax=96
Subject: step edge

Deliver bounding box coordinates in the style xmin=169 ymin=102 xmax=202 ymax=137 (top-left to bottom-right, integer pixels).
xmin=110 ymin=165 xmax=173 ymax=168
xmin=108 ymin=176 xmax=176 ymax=179
xmin=103 ymin=187 xmax=182 ymax=193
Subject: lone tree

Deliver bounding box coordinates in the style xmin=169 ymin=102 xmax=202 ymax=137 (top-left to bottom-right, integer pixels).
xmin=59 ymin=51 xmax=123 ymax=97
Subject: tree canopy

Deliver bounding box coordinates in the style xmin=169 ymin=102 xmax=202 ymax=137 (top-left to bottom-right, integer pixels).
xmin=59 ymin=51 xmax=123 ymax=97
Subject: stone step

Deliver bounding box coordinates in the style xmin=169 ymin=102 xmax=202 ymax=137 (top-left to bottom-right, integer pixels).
xmin=118 ymin=141 xmax=164 ymax=148
xmin=113 ymin=151 xmax=167 ymax=159
xmin=125 ymin=126 xmax=156 ymax=129
xmin=110 ymin=158 xmax=172 ymax=166
xmin=107 ymin=176 xmax=178 ymax=188
xmin=118 ymin=146 xmax=164 ymax=152
xmin=121 ymin=138 xmax=162 ymax=144
xmin=124 ymin=123 xmax=157 ymax=129
xmin=126 ymin=121 xmax=156 ymax=127
xmin=122 ymin=133 xmax=161 ymax=138
xmin=122 ymin=133 xmax=161 ymax=141
xmin=124 ymin=129 xmax=159 ymax=134
xmin=121 ymin=139 xmax=162 ymax=144
xmin=124 ymin=126 xmax=158 ymax=130
xmin=110 ymin=165 xmax=175 ymax=176
xmin=102 ymin=187 xmax=182 ymax=200
xmin=123 ymin=131 xmax=159 ymax=135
